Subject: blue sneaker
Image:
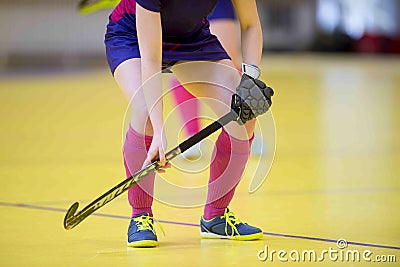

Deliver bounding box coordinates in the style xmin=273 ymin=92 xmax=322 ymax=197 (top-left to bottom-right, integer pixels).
xmin=127 ymin=213 xmax=158 ymax=247
xmin=200 ymin=209 xmax=263 ymax=240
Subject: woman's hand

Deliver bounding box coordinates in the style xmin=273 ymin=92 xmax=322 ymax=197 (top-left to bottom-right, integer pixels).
xmin=143 ymin=131 xmax=171 ymax=173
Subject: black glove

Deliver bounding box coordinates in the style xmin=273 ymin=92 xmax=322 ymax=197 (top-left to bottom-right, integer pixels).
xmin=231 ymin=74 xmax=274 ymax=125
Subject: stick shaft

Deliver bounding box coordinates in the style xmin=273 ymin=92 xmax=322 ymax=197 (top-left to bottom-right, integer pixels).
xmin=64 ymin=111 xmax=237 ymax=230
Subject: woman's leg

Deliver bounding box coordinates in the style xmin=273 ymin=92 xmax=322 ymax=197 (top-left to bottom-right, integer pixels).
xmin=172 ymin=60 xmax=255 ymax=139
xmin=169 ymin=19 xmax=241 ymax=140
xmin=172 ymin=60 xmax=256 ymax=218
xmin=169 ymin=76 xmax=203 ymax=160
xmin=114 ymin=58 xmax=155 ymax=217
xmin=114 ymin=58 xmax=153 ymax=136
xmin=170 ymin=76 xmax=201 ymax=138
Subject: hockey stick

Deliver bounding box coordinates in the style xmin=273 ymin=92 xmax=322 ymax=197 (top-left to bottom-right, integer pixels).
xmin=78 ymin=0 xmax=119 ymax=15
xmin=64 ymin=110 xmax=238 ymax=230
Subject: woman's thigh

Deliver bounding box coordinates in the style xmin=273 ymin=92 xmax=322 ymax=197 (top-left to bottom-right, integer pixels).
xmin=114 ymin=58 xmax=153 ymax=135
xmin=172 ymin=59 xmax=255 ymax=140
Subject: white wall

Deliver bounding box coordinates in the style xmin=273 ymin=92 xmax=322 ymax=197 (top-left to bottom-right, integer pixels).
xmin=258 ymin=0 xmax=318 ymax=51
xmin=0 ymin=1 xmax=110 ymax=66
xmin=0 ymin=0 xmax=319 ymax=66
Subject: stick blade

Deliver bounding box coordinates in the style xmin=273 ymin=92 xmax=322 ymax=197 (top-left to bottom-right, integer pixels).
xmin=63 ymin=202 xmax=79 ymax=230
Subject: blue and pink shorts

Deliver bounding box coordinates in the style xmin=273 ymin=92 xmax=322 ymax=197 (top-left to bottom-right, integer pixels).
xmin=209 ymin=0 xmax=237 ymax=21
xmin=105 ymin=13 xmax=231 ymax=75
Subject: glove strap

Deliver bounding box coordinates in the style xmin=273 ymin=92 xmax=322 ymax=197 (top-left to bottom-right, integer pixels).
xmin=242 ymin=63 xmax=261 ymax=79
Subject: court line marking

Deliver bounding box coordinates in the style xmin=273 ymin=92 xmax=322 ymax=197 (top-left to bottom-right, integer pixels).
xmin=261 ymin=187 xmax=400 ymax=196
xmin=0 ymin=201 xmax=399 ymax=251
xmin=22 ymin=186 xmax=400 ymax=207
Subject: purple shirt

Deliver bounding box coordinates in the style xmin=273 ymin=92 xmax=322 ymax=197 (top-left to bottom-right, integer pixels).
xmin=111 ymin=0 xmax=219 ymax=40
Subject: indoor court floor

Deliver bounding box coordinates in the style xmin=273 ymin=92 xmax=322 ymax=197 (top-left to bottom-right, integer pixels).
xmin=0 ymin=54 xmax=399 ymax=266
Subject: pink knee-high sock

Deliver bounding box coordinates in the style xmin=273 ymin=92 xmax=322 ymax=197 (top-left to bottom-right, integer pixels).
xmin=170 ymin=77 xmax=200 ymax=136
xmin=204 ymin=128 xmax=254 ymax=220
xmin=123 ymin=125 xmax=155 ymax=217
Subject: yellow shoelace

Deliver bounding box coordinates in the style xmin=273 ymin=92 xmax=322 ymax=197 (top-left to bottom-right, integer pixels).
xmin=133 ymin=215 xmax=165 ymax=236
xmin=223 ymin=210 xmax=242 ymax=237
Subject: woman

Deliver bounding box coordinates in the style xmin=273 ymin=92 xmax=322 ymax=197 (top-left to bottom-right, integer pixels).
xmin=105 ymin=0 xmax=273 ymax=247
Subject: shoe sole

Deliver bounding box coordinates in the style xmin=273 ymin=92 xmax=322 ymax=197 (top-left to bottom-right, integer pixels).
xmin=127 ymin=240 xmax=158 ymax=248
xmin=201 ymin=231 xmax=263 ymax=241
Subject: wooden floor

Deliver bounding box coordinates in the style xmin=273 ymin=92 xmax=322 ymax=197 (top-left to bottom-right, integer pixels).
xmin=0 ymin=54 xmax=399 ymax=266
